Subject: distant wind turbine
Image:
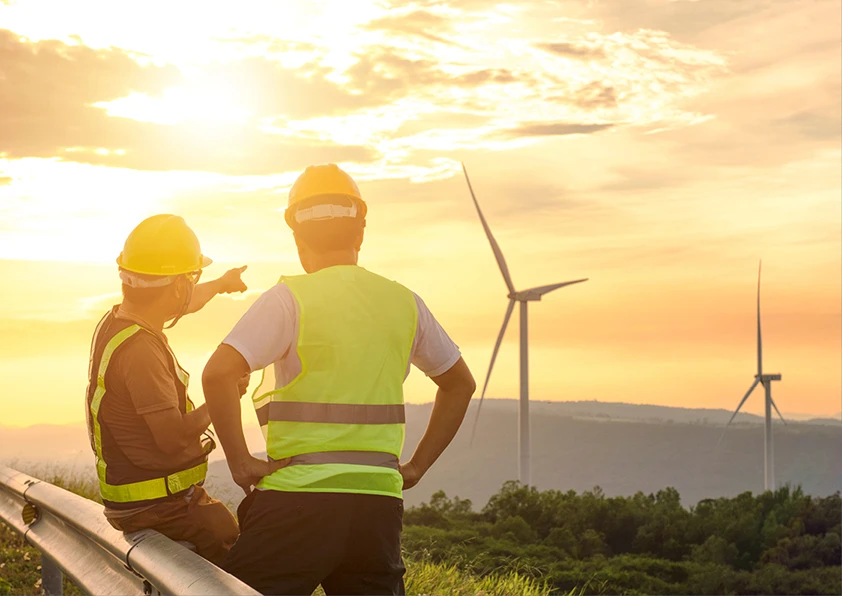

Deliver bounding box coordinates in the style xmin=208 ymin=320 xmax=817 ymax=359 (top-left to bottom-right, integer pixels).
xmin=719 ymin=260 xmax=786 ymax=491
xmin=462 ymin=163 xmax=588 ymax=486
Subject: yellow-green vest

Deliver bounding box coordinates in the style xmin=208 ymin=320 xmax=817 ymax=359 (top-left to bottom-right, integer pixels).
xmin=86 ymin=310 xmax=209 ymax=508
xmin=254 ymin=266 xmax=417 ymax=499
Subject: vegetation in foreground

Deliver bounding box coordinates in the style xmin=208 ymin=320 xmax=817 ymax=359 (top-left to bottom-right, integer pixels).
xmin=403 ymin=482 xmax=842 ymax=595
xmin=3 ymin=465 xmax=839 ymax=595
xmin=0 ymin=467 xmax=547 ymax=596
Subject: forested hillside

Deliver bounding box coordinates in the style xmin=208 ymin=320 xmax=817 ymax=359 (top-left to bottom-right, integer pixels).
xmin=403 ymin=482 xmax=842 ymax=595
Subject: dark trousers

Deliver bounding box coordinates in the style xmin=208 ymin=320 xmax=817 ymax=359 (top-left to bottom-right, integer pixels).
xmin=106 ymin=485 xmax=239 ymax=567
xmin=223 ymin=490 xmax=406 ymax=596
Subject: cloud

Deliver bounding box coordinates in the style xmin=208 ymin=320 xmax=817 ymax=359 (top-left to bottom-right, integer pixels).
xmin=505 ymin=122 xmax=614 ymax=137
xmin=0 ymin=4 xmax=733 ymax=175
xmin=345 ymin=47 xmax=527 ymax=103
xmin=364 ymin=9 xmax=461 ymax=47
xmin=550 ymin=82 xmax=618 ymax=109
xmin=577 ymin=0 xmax=794 ymax=43
xmin=198 ymin=58 xmax=375 ymax=120
xmin=67 ymin=126 xmax=379 ymax=175
xmin=0 ymin=31 xmax=379 ymax=173
xmin=213 ymin=34 xmax=318 ymax=55
xmin=774 ymin=109 xmax=842 ymax=142
xmin=0 ymin=28 xmax=179 ymax=108
xmin=536 ymin=41 xmax=606 ymax=60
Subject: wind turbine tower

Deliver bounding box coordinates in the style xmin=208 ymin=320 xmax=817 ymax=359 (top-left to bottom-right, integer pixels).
xmin=721 ymin=260 xmax=786 ymax=491
xmin=462 ymin=163 xmax=588 ymax=486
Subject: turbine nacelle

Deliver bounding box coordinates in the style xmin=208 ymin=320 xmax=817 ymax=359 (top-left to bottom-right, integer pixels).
xmin=757 ymin=374 xmax=782 ymax=382
xmin=510 ymin=279 xmax=589 ymax=302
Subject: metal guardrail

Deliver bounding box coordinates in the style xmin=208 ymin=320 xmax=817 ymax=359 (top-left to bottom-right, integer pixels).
xmin=0 ymin=466 xmax=259 ymax=595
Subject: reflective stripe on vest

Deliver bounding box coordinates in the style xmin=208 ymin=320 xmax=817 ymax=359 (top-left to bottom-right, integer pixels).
xmin=90 ymin=323 xmax=206 ymax=503
xmin=255 ymin=266 xmax=417 ymax=499
xmin=273 ymin=451 xmax=400 ymax=470
xmin=256 ymin=402 xmax=406 ymax=426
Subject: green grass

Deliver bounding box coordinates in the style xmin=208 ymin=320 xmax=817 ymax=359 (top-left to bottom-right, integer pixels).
xmin=0 ymin=520 xmax=83 ymax=596
xmin=0 ymin=463 xmax=95 ymax=595
xmin=403 ymin=558 xmax=550 ymax=596
xmin=4 ymin=461 xmax=101 ymax=504
xmin=2 ymin=517 xmax=551 ymax=596
xmin=310 ymin=558 xmax=551 ymax=596
xmin=1 ymin=466 xmax=554 ymax=595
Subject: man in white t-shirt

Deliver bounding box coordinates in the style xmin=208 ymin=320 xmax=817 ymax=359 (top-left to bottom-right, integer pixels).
xmin=202 ymin=163 xmax=476 ymax=595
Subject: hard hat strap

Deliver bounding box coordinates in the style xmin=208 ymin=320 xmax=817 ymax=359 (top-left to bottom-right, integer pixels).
xmin=164 ymin=275 xmax=196 ymax=330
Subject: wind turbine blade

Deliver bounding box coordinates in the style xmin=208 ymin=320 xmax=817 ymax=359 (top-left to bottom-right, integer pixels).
xmin=757 ymin=260 xmax=762 ymax=376
xmin=521 ymin=278 xmax=589 ymax=300
xmin=717 ymin=379 xmax=760 ymax=446
xmin=462 ymin=163 xmax=515 ymax=294
xmin=470 ymin=299 xmax=516 ymax=446
xmin=771 ymin=397 xmax=787 ymax=425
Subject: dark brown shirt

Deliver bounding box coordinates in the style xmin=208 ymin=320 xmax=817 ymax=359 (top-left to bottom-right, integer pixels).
xmin=99 ymin=309 xmax=205 ymax=472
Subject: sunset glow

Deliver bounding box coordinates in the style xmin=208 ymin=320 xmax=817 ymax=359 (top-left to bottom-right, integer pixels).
xmin=1 ymin=0 xmax=839 ymax=427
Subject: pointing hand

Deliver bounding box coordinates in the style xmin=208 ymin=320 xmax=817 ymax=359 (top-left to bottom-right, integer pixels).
xmin=219 ymin=266 xmax=248 ymax=294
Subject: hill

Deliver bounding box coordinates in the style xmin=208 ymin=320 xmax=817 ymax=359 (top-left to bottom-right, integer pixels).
xmin=205 ymin=400 xmax=842 ymax=510
xmin=4 ymin=400 xmax=840 ymax=510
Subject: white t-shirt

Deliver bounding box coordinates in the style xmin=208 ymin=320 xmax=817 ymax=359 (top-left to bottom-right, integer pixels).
xmin=223 ymin=282 xmax=461 ymax=392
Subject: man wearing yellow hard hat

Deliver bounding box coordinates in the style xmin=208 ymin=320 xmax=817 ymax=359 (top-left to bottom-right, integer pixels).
xmin=203 ymin=164 xmax=476 ymax=595
xmin=84 ymin=214 xmax=252 ymax=565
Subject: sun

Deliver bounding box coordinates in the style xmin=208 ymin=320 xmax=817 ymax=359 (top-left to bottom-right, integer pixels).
xmin=95 ymin=78 xmax=255 ymax=126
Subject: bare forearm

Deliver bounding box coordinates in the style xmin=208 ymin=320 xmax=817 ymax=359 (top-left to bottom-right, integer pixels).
xmin=145 ymin=405 xmax=210 ymax=455
xmin=203 ymin=372 xmax=250 ymax=464
xmin=407 ymin=387 xmax=472 ymax=475
xmin=186 ymin=279 xmax=222 ymax=314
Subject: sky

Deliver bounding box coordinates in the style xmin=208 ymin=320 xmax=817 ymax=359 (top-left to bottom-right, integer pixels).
xmin=0 ymin=0 xmax=840 ymax=428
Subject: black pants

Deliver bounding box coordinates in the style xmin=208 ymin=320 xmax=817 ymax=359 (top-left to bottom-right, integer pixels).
xmin=223 ymin=490 xmax=406 ymax=596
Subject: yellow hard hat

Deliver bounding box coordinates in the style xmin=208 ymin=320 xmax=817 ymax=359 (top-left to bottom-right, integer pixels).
xmin=285 ymin=164 xmax=367 ymax=227
xmin=116 ymin=214 xmax=213 ymax=276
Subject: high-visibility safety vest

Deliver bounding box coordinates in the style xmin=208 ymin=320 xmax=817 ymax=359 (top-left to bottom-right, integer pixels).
xmin=254 ymin=266 xmax=418 ymax=499
xmin=85 ymin=310 xmax=209 ymax=509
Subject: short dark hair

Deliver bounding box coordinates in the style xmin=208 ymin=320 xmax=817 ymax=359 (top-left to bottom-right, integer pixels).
xmin=291 ymin=196 xmax=365 ymax=253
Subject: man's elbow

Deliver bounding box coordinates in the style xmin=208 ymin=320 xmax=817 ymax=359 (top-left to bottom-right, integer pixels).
xmin=460 ymin=374 xmax=477 ymax=402
xmin=202 ymin=351 xmax=230 ymax=391
xmin=451 ymin=369 xmax=476 ymax=402
xmin=456 ymin=359 xmax=477 ymax=397
xmin=202 ymin=363 xmax=223 ymax=390
xmin=202 ymin=345 xmax=247 ymax=393
xmin=466 ymin=374 xmax=477 ymax=397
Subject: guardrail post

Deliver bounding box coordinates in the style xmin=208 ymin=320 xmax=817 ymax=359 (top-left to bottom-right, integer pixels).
xmin=41 ymin=553 xmax=63 ymax=595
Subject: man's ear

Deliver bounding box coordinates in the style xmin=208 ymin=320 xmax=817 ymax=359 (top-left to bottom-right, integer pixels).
xmin=172 ymin=276 xmax=186 ymax=300
xmin=355 ymin=224 xmax=365 ymax=251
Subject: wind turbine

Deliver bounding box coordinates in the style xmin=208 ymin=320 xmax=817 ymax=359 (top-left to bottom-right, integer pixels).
xmin=720 ymin=260 xmax=786 ymax=491
xmin=462 ymin=163 xmax=588 ymax=486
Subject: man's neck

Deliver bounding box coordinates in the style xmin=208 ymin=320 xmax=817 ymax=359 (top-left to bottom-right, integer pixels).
xmin=117 ymin=302 xmax=167 ymax=333
xmin=306 ymin=250 xmax=358 ymax=273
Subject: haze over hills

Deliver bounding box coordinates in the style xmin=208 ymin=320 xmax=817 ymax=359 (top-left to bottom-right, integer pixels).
xmin=3 ymin=400 xmax=839 ymax=510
